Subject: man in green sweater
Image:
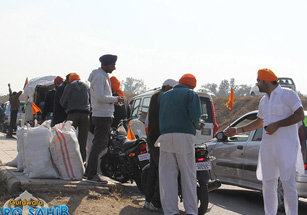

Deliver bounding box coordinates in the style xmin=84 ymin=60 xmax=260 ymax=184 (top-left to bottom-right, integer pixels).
xmin=157 ymin=74 xmax=204 ymax=215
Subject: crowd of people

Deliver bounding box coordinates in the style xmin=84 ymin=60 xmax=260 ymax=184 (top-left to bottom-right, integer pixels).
xmin=5 ymin=60 xmax=304 ymax=215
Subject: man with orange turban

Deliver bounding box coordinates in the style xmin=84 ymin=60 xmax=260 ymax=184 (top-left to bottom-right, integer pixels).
xmin=224 ymin=68 xmax=304 ymax=215
xmin=60 ymin=73 xmax=91 ymax=163
xmin=156 ymin=73 xmax=204 ymax=215
xmin=110 ymin=76 xmax=129 ymax=128
xmin=41 ymin=76 xmax=64 ymax=123
xmin=52 ymin=73 xmax=71 ymax=127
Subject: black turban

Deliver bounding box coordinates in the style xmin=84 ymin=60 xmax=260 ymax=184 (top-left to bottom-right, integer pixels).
xmin=99 ymin=54 xmax=118 ymax=66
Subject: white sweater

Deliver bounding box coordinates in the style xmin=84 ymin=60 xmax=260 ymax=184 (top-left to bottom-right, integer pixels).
xmin=88 ymin=68 xmax=118 ymax=117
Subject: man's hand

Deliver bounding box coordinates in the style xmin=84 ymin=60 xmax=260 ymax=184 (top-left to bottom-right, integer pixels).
xmin=264 ymin=122 xmax=279 ymax=135
xmin=200 ymin=120 xmax=205 ymax=130
xmin=224 ymin=127 xmax=237 ymax=137
xmin=117 ymin=96 xmax=124 ymax=104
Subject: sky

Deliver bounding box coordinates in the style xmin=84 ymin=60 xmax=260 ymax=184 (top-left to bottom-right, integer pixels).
xmin=1 ymin=0 xmax=307 ymax=96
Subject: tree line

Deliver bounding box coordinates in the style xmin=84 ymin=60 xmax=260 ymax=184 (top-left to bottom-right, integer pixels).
xmin=122 ymin=77 xmax=306 ymax=98
xmin=121 ymin=77 xmax=252 ymax=96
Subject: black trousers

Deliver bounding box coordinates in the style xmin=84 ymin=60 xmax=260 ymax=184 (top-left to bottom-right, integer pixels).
xmin=145 ymin=141 xmax=161 ymax=208
xmin=85 ymin=117 xmax=112 ymax=179
xmin=67 ymin=112 xmax=90 ymax=162
xmin=7 ymin=109 xmax=17 ymax=136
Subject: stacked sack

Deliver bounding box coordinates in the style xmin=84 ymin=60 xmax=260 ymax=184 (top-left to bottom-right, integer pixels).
xmin=15 ymin=120 xmax=84 ymax=180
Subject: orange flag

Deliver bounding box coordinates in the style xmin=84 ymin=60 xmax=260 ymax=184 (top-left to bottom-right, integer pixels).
xmin=23 ymin=77 xmax=29 ymax=89
xmin=225 ymin=87 xmax=234 ymax=111
xmin=32 ymin=102 xmax=42 ymax=114
xmin=127 ymin=121 xmax=136 ymax=140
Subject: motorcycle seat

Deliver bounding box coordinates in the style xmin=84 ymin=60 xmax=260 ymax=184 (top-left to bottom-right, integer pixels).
xmin=121 ymin=139 xmax=138 ymax=152
xmin=115 ymin=135 xmax=138 ymax=152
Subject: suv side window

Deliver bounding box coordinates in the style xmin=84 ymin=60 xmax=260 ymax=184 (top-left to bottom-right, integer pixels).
xmin=131 ymin=98 xmax=141 ymax=119
xmin=140 ymin=97 xmax=151 ymax=114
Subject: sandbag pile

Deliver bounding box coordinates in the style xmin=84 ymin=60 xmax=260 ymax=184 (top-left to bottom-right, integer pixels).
xmin=15 ymin=120 xmax=84 ymax=180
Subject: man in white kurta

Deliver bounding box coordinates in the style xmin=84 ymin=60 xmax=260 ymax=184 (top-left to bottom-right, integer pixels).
xmin=225 ymin=68 xmax=304 ymax=215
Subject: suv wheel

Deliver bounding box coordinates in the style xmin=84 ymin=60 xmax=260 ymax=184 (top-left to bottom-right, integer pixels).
xmin=251 ymin=92 xmax=255 ymax=97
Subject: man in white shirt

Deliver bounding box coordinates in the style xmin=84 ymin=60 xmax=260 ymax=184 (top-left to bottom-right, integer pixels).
xmin=225 ymin=68 xmax=304 ymax=215
xmin=86 ymin=54 xmax=124 ymax=183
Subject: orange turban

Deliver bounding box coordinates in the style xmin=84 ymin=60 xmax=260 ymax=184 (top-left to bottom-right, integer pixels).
xmin=179 ymin=73 xmax=197 ymax=88
xmin=110 ymin=76 xmax=125 ymax=97
xmin=69 ymin=73 xmax=80 ymax=83
xmin=258 ymin=68 xmax=278 ymax=82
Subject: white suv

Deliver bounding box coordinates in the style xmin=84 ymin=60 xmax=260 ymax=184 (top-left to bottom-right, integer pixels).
xmin=250 ymin=77 xmax=296 ymax=96
xmin=278 ymin=77 xmax=296 ymax=91
xmin=129 ymin=89 xmax=219 ymax=144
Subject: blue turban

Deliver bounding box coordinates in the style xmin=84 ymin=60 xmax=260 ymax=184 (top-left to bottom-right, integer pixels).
xmin=99 ymin=54 xmax=118 ymax=66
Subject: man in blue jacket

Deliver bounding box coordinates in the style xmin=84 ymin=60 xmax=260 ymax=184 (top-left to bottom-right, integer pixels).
xmin=157 ymin=74 xmax=204 ymax=215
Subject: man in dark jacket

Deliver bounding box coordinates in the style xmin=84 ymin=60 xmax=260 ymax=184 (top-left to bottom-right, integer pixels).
xmin=52 ymin=74 xmax=70 ymax=127
xmin=7 ymin=84 xmax=22 ymax=138
xmin=41 ymin=76 xmax=64 ymax=122
xmin=144 ymin=79 xmax=178 ymax=212
xmin=60 ymin=73 xmax=90 ymax=162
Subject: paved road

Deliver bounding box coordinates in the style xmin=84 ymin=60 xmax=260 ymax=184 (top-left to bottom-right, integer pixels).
xmin=123 ymin=183 xmax=307 ymax=215
xmin=206 ymin=185 xmax=307 ymax=215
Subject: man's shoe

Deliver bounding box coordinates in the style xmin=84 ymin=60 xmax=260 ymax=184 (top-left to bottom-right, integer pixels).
xmin=6 ymin=135 xmax=16 ymax=139
xmin=149 ymin=202 xmax=162 ymax=212
xmin=144 ymin=201 xmax=150 ymax=209
xmin=87 ymin=175 xmax=108 ymax=184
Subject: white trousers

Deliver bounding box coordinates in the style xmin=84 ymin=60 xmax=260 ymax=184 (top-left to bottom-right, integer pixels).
xmin=262 ymin=170 xmax=298 ymax=215
xmin=159 ymin=150 xmax=197 ymax=215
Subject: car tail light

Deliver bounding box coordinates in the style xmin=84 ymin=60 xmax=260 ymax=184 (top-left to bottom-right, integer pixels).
xmin=305 ymin=164 xmax=306 ymax=170
xmin=138 ymin=143 xmax=147 ymax=154
xmin=211 ymin=102 xmax=219 ymax=137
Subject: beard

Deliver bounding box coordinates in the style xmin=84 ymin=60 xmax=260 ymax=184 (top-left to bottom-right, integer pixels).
xmin=258 ymin=83 xmax=267 ymax=93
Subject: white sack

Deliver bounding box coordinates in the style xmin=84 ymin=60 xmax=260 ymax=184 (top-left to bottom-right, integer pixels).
xmin=5 ymin=156 xmax=17 ymax=167
xmin=15 ymin=127 xmax=26 ymax=171
xmin=50 ymin=122 xmax=84 ymax=180
xmin=24 ymin=126 xmax=59 ymax=179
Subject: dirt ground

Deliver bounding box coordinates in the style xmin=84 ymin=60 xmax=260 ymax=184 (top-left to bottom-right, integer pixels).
xmin=0 ymin=184 xmax=163 ymax=215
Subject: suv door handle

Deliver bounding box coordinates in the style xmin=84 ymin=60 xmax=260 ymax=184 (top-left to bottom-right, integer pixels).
xmin=237 ymin=145 xmax=243 ymax=150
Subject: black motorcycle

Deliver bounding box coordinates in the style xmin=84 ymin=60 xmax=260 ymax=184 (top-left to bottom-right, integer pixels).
xmin=141 ymin=144 xmax=221 ymax=215
xmin=100 ymin=119 xmax=150 ymax=193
